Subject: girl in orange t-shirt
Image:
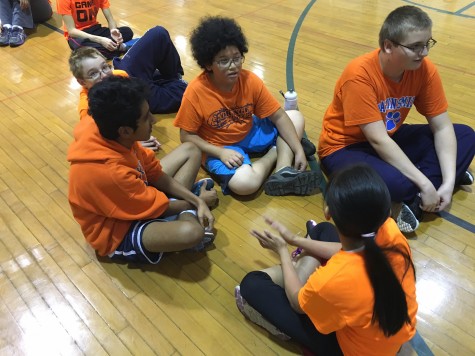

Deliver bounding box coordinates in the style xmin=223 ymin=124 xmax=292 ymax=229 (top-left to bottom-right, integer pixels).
xmin=236 ymin=164 xmax=417 ymax=355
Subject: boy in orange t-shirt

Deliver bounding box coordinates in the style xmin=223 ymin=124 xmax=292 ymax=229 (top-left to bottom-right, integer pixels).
xmin=68 ymin=76 xmax=218 ymax=263
xmin=57 ymin=0 xmax=133 ymax=59
xmin=318 ymin=6 xmax=475 ymax=233
xmin=174 ymin=16 xmax=321 ymax=197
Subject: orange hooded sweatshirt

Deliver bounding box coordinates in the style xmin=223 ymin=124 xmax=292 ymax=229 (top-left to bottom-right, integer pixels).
xmin=67 ymin=116 xmax=169 ymax=256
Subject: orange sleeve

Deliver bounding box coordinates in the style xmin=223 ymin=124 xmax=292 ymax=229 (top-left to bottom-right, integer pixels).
xmin=413 ymin=59 xmax=448 ymax=118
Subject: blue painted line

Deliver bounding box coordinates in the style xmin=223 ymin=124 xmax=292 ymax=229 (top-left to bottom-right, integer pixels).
xmin=410 ymin=330 xmax=434 ymax=356
xmin=455 ymin=1 xmax=475 ymax=14
xmin=41 ymin=21 xmax=64 ymax=35
xmin=285 ymin=0 xmax=317 ymax=91
xmin=438 ymin=211 xmax=475 ymax=233
xmin=401 ymin=0 xmax=475 ymax=19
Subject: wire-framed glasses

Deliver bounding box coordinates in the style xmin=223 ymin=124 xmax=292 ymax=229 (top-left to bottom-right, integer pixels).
xmin=87 ymin=63 xmax=112 ymax=80
xmin=392 ymin=38 xmax=437 ymax=53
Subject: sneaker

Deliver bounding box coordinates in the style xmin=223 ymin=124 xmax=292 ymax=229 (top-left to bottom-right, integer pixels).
xmin=191 ymin=178 xmax=215 ymax=196
xmin=264 ymin=166 xmax=320 ymax=196
xmin=0 ymin=26 xmax=11 ymax=46
xmin=396 ymin=194 xmax=423 ymax=233
xmin=459 ymin=170 xmax=474 ymax=185
xmin=9 ymin=27 xmax=26 ymax=47
xmin=235 ymin=285 xmax=290 ymax=341
xmin=188 ymin=228 xmax=215 ymax=252
xmin=301 ymin=137 xmax=316 ymax=161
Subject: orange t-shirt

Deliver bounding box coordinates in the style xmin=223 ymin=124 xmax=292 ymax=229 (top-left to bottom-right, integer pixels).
xmin=318 ymin=49 xmax=448 ymax=158
xmin=298 ymin=218 xmax=418 ymax=356
xmin=57 ymin=0 xmax=110 ymax=37
xmin=173 ymin=69 xmax=281 ymax=146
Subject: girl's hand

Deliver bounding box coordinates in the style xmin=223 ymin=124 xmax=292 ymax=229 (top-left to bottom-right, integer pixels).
xmin=251 ymin=228 xmax=288 ymax=254
xmin=263 ymin=216 xmax=297 ymax=245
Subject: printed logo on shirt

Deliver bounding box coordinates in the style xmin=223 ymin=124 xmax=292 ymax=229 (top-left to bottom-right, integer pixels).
xmin=207 ymin=103 xmax=254 ymax=129
xmin=378 ymin=96 xmax=414 ymax=132
xmin=377 ymin=96 xmax=415 ymax=113
xmin=136 ymin=159 xmax=148 ymax=186
xmin=385 ymin=111 xmax=401 ymax=131
xmin=73 ymin=1 xmax=98 ymax=23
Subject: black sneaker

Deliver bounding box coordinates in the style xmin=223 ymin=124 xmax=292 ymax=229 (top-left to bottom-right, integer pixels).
xmin=264 ymin=166 xmax=320 ymax=196
xmin=9 ymin=27 xmax=26 ymax=47
xmin=0 ymin=26 xmax=11 ymax=46
xmin=396 ymin=194 xmax=423 ymax=233
xmin=459 ymin=171 xmax=474 ymax=186
xmin=301 ymin=137 xmax=316 ymax=161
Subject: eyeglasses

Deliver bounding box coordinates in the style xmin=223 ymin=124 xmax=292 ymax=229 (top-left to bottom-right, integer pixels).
xmin=214 ymin=55 xmax=245 ymax=69
xmin=86 ymin=63 xmax=112 ymax=80
xmin=392 ymin=38 xmax=437 ymax=53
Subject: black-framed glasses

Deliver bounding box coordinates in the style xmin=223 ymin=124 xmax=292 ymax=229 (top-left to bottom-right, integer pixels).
xmin=87 ymin=63 xmax=112 ymax=80
xmin=392 ymin=38 xmax=437 ymax=53
xmin=214 ymin=55 xmax=245 ymax=69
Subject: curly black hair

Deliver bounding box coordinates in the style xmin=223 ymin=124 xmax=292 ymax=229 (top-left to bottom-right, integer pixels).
xmin=190 ymin=16 xmax=249 ymax=69
xmin=88 ymin=76 xmax=149 ymax=140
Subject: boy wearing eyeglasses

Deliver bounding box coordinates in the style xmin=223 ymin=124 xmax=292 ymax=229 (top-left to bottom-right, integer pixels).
xmin=174 ymin=16 xmax=321 ymax=197
xmin=318 ymin=5 xmax=475 ymax=233
xmin=69 ymin=28 xmax=187 ymax=148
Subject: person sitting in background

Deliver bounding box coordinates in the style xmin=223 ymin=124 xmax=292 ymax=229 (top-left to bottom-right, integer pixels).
xmin=0 ymin=0 xmax=52 ymax=47
xmin=57 ymin=0 xmax=133 ymax=59
xmin=69 ymin=38 xmax=186 ymax=150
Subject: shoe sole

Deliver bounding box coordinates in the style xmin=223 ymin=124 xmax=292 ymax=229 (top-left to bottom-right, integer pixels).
xmin=264 ymin=170 xmax=321 ymax=196
xmin=234 ymin=286 xmax=290 ymax=341
xmin=397 ymin=203 xmax=420 ymax=233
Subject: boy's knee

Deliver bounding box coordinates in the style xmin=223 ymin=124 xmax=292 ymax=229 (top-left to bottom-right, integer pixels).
xmin=286 ymin=110 xmax=305 ymax=133
xmin=228 ymin=167 xmax=262 ymax=195
xmin=149 ymin=26 xmax=170 ymax=40
xmin=179 ymin=220 xmax=204 ymax=246
xmin=241 ymin=271 xmax=270 ymax=298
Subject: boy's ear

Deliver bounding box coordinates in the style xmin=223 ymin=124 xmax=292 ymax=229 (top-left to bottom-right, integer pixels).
xmin=117 ymin=126 xmax=134 ymax=138
xmin=77 ymin=78 xmax=86 ymax=87
xmin=383 ymin=39 xmax=395 ymax=54
xmin=324 ymin=206 xmax=331 ymax=221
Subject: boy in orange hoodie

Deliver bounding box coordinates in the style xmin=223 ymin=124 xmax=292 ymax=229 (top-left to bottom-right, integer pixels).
xmin=67 ymin=76 xmax=218 ymax=263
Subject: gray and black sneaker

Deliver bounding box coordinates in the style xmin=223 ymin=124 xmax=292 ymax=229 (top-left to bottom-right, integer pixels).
xmin=397 ymin=194 xmax=423 ymax=233
xmin=459 ymin=170 xmax=474 ymax=186
xmin=264 ymin=166 xmax=320 ymax=196
xmin=235 ymin=285 xmax=290 ymax=340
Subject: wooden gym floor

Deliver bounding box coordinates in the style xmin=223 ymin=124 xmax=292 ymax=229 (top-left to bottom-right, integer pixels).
xmin=0 ymin=0 xmax=474 ymax=354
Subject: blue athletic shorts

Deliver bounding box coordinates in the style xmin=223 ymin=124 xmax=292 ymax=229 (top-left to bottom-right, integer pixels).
xmin=205 ymin=115 xmax=278 ymax=194
xmin=108 ymin=209 xmax=196 ymax=264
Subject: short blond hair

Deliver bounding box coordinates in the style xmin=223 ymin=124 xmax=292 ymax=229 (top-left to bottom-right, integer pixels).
xmin=69 ymin=47 xmax=106 ymax=79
